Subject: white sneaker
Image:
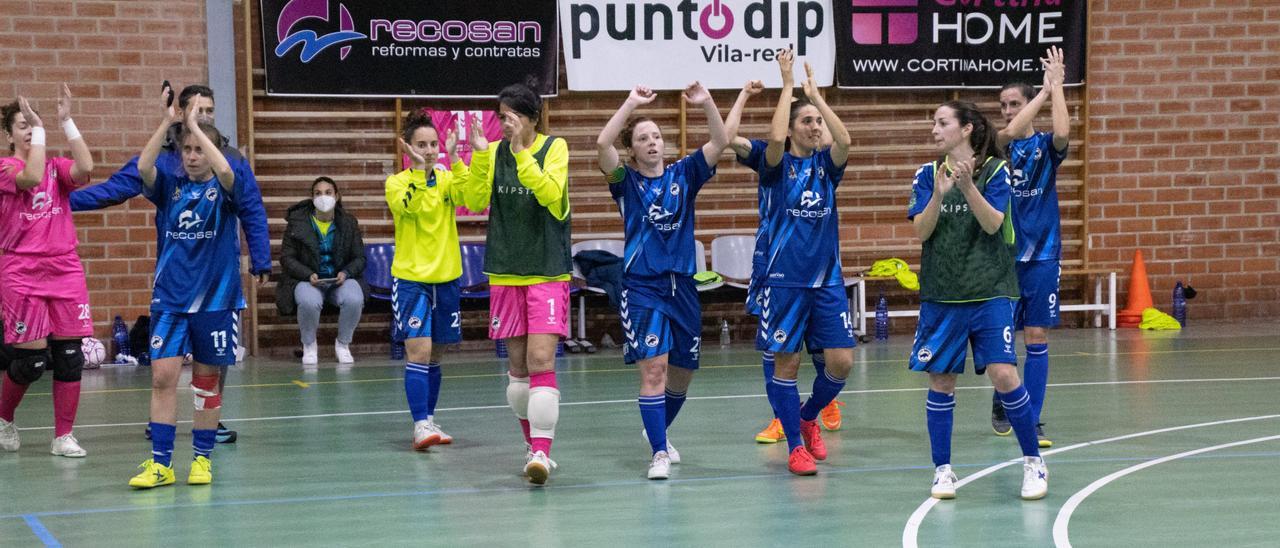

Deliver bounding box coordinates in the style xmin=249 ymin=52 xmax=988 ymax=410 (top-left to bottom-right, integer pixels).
xmin=50 ymin=433 xmax=86 ymax=458
xmin=1021 ymin=457 xmax=1048 ymax=500
xmin=334 ymin=341 xmax=354 ymax=364
xmin=0 ymin=418 xmax=19 ymax=451
xmin=647 ymin=450 xmax=671 ymax=480
xmin=424 ymin=418 xmax=452 ymax=444
xmin=301 ymin=342 xmax=318 ymax=366
xmin=525 ymin=450 xmax=554 ymax=485
xmin=641 ymin=429 xmax=681 ymax=464
xmin=931 ymin=464 xmax=957 ymax=499
xmin=413 ymin=420 xmax=441 ymax=451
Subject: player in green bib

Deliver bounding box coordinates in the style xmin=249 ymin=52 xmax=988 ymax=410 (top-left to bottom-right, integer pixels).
xmin=906 ymin=101 xmax=1047 ymax=501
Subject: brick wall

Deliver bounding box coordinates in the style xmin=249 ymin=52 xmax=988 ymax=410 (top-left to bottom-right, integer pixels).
xmin=1086 ymin=0 xmax=1280 ymax=319
xmin=1 ymin=1 xmax=1275 ymax=347
xmin=0 ymin=0 xmax=208 ymax=336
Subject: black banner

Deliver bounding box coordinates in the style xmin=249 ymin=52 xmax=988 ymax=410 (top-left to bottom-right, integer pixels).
xmin=260 ymin=0 xmax=559 ymax=97
xmin=834 ymin=0 xmax=1085 ymax=89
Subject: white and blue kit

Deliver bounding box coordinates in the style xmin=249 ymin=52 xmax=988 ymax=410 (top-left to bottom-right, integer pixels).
xmin=1008 ymin=131 xmax=1067 ymax=329
xmin=609 ymin=149 xmax=715 ymax=368
xmin=145 ymin=169 xmax=247 ymax=366
xmin=743 ymin=141 xmax=854 ymax=353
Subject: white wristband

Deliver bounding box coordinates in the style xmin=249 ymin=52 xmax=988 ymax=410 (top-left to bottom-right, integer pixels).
xmin=61 ymin=119 xmax=81 ymax=141
xmin=29 ymin=126 xmax=45 ymax=147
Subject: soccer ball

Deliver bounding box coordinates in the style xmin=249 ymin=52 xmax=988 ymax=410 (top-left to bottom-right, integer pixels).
xmin=81 ymin=337 xmax=107 ymax=369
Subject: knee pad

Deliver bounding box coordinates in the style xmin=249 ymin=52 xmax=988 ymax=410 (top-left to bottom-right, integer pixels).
xmin=506 ymin=374 xmax=530 ymax=419
xmin=7 ymin=347 xmax=50 ymax=385
xmin=50 ymin=339 xmax=84 ymax=382
xmin=527 ymin=386 xmax=560 ymax=439
xmin=191 ymin=373 xmax=222 ymax=410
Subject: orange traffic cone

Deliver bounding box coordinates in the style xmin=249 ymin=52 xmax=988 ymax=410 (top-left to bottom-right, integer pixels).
xmin=1117 ymin=250 xmax=1153 ymax=328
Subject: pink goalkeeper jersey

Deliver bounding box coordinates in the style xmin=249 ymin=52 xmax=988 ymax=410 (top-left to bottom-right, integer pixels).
xmin=0 ymin=156 xmax=85 ymax=256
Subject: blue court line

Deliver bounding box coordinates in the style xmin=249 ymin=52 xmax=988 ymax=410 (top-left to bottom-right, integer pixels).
xmin=5 ymin=450 xmax=1280 ymax=523
xmin=22 ymin=514 xmax=61 ymax=547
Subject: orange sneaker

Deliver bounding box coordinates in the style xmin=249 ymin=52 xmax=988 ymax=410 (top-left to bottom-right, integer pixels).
xmin=799 ymin=418 xmax=827 ymax=460
xmin=788 ymin=446 xmax=817 ymax=476
xmin=819 ymin=400 xmax=845 ymax=431
xmin=754 ymin=418 xmax=785 ymax=444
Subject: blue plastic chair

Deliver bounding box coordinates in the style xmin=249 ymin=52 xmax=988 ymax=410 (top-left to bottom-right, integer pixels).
xmin=363 ymin=243 xmax=394 ymax=301
xmin=458 ymin=243 xmax=489 ymax=299
xmin=363 ymin=243 xmax=401 ymax=356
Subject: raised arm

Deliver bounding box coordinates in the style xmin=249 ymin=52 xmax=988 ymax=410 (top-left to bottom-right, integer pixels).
xmin=725 ymin=80 xmax=764 ymax=158
xmin=996 ymin=87 xmax=1048 ymax=148
xmin=462 ymin=114 xmax=494 ymax=212
xmin=56 ymin=83 xmax=92 ymax=182
xmin=183 ymin=107 xmax=234 ymax=191
xmin=597 ymin=85 xmax=656 ymax=175
xmin=912 ymin=166 xmax=949 ymax=241
xmin=684 ymin=81 xmax=729 ymax=168
xmin=1046 ymin=46 xmax=1070 ymax=151
xmin=953 ymin=158 xmax=1005 ymax=234
xmin=138 ymin=90 xmax=178 ymax=190
xmin=14 ymin=97 xmax=46 ymax=190
xmin=800 ymin=62 xmax=850 ymax=166
xmin=765 ymin=50 xmax=796 ymax=168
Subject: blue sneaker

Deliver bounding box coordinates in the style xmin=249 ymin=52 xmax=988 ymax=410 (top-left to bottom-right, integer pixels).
xmin=216 ymin=422 xmax=237 ymax=444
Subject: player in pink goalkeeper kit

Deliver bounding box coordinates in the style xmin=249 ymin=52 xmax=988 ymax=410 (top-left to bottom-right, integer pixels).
xmin=0 ymin=86 xmax=95 ymax=459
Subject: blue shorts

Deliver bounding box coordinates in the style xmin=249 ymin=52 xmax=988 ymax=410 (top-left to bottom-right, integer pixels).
xmin=756 ymin=284 xmax=855 ymax=353
xmin=621 ymin=275 xmax=702 ymax=369
xmin=1015 ymin=260 xmax=1060 ymax=329
xmin=909 ymin=298 xmax=1018 ymax=375
xmin=392 ymin=278 xmax=461 ymax=344
xmin=150 ymin=309 xmax=239 ymax=366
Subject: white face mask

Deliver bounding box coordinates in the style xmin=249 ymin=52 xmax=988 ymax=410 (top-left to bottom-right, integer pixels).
xmin=313 ymin=195 xmax=336 ymax=213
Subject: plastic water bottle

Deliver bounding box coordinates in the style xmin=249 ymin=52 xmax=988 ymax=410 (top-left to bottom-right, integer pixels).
xmin=112 ymin=315 xmax=131 ymax=360
xmin=720 ymin=319 xmax=731 ymax=347
xmin=1172 ymin=280 xmax=1186 ymax=326
xmin=875 ymin=293 xmax=889 ymax=341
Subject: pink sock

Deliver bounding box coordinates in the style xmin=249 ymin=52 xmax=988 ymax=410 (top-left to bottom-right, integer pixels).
xmin=529 ymin=370 xmax=557 ymax=389
xmin=519 ymin=418 xmax=532 ymax=445
xmin=52 ymin=381 xmax=81 ymax=437
xmin=0 ymin=374 xmax=30 ymax=422
xmin=531 ymin=437 xmax=552 ymax=455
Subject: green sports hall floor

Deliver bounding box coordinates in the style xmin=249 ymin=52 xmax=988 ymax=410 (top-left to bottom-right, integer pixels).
xmin=2 ymin=319 xmax=1278 ymax=547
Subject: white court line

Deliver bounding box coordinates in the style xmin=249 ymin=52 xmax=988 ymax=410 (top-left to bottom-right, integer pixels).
xmin=1052 ymin=434 xmax=1280 ymax=547
xmin=17 ymin=375 xmax=1280 ymax=433
xmin=902 ymin=414 xmax=1280 ymax=548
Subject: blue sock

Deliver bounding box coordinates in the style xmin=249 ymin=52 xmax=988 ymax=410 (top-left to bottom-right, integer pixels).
xmin=639 ymin=395 xmax=667 ymax=454
xmin=762 ymin=352 xmax=779 ymax=418
xmin=769 ymin=376 xmax=803 ymax=452
xmin=925 ymin=391 xmax=956 ymax=467
xmin=1023 ymin=344 xmax=1049 ymax=423
xmin=663 ymin=388 xmax=687 ymax=428
xmin=192 ymin=429 xmax=216 ymax=458
xmin=149 ymin=422 xmax=176 ymax=467
xmin=404 ymin=362 xmax=431 ymax=422
xmin=999 ymin=385 xmax=1041 ymax=457
xmin=811 ymin=351 xmax=826 ymax=377
xmin=426 ymin=362 xmax=442 ymax=417
xmin=800 ymin=369 xmax=846 ymax=421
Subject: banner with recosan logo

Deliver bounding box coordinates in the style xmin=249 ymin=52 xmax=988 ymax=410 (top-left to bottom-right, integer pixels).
xmin=562 ymin=0 xmax=837 ymax=91
xmin=261 ymin=0 xmax=559 ymax=97
xmin=835 ymin=0 xmax=1086 ymax=89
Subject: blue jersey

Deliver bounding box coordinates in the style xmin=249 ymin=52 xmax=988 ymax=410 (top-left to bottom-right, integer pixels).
xmin=1007 ymin=131 xmax=1066 ymax=262
xmin=737 ymin=140 xmax=771 ymax=279
xmin=608 ymin=149 xmax=715 ymax=277
xmin=146 ymin=170 xmax=244 ymax=313
xmin=748 ymin=144 xmax=846 ymax=288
